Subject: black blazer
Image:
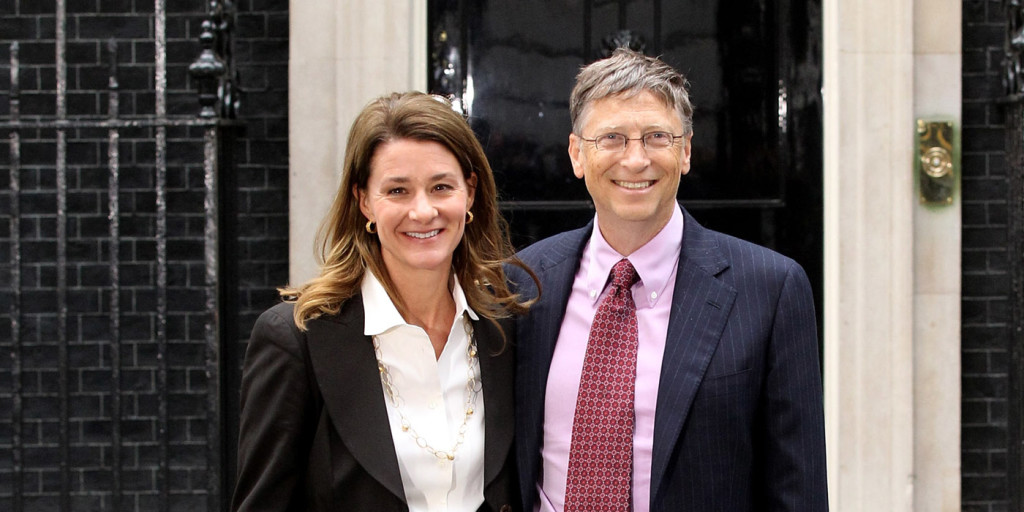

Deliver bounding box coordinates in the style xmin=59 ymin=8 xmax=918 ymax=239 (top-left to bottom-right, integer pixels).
xmin=231 ymin=296 xmax=518 ymax=512
xmin=508 ymin=209 xmax=827 ymax=511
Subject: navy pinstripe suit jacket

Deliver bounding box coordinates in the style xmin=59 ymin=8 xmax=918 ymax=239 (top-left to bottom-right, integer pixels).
xmin=508 ymin=208 xmax=827 ymax=511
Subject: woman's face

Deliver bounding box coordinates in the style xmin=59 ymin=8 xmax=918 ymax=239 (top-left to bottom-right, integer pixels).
xmin=357 ymin=138 xmax=476 ymax=281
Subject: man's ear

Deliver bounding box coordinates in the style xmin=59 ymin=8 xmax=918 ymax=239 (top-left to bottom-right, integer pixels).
xmin=568 ymin=133 xmax=585 ymax=179
xmin=680 ymin=133 xmax=693 ymax=176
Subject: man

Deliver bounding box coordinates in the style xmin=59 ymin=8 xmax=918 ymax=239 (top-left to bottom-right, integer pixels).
xmin=508 ymin=48 xmax=828 ymax=511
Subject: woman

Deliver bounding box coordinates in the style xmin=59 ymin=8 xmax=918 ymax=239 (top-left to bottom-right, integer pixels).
xmin=231 ymin=92 xmax=536 ymax=512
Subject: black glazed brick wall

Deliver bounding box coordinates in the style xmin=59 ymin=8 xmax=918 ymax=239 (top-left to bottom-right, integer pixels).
xmin=962 ymin=0 xmax=1011 ymax=510
xmin=0 ymin=1 xmax=288 ymax=510
xmin=221 ymin=0 xmax=290 ymax=494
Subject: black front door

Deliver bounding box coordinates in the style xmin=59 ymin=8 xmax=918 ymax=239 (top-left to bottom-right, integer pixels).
xmin=428 ymin=0 xmax=823 ymax=325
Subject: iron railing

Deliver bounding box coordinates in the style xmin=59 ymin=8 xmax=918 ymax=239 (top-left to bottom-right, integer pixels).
xmin=2 ymin=1 xmax=237 ymax=511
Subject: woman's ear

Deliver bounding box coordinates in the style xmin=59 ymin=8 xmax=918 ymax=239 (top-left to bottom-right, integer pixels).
xmin=466 ymin=172 xmax=478 ymax=210
xmin=354 ymin=185 xmax=371 ymax=220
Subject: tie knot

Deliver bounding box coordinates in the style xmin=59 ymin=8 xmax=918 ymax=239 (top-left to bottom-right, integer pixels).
xmin=610 ymin=259 xmax=639 ymax=290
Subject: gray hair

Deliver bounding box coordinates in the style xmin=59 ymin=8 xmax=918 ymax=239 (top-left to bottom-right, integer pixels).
xmin=569 ymin=48 xmax=693 ymax=136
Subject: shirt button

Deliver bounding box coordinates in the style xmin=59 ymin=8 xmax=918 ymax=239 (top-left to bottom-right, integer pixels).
xmin=589 ymin=289 xmax=597 ymax=299
xmin=651 ymin=291 xmax=658 ymax=300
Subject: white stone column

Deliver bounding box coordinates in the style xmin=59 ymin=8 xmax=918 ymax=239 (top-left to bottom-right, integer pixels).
xmin=288 ymin=0 xmax=427 ymax=285
xmin=823 ymin=0 xmax=916 ymax=509
xmin=824 ymin=0 xmax=961 ymax=509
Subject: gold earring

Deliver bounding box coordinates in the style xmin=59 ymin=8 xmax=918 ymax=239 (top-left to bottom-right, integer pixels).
xmin=365 ymin=220 xmax=376 ymax=233
xmin=466 ymin=211 xmax=474 ymax=224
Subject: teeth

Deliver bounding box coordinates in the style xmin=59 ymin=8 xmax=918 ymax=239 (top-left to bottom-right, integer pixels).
xmin=616 ymin=180 xmax=652 ymax=189
xmin=407 ymin=229 xmax=440 ymax=239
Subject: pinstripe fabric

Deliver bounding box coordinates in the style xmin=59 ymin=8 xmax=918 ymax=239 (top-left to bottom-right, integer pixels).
xmin=509 ymin=208 xmax=827 ymax=512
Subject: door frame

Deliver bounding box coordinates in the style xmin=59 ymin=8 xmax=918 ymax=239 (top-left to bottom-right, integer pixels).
xmin=288 ymin=2 xmax=962 ymax=509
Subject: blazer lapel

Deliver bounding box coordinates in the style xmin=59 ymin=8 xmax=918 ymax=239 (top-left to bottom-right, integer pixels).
xmin=650 ymin=211 xmax=737 ymax=504
xmin=477 ymin=317 xmax=514 ymax=490
xmin=305 ymin=295 xmax=406 ymax=503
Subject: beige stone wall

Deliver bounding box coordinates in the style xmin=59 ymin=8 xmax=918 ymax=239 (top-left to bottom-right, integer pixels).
xmin=288 ymin=0 xmax=427 ymax=285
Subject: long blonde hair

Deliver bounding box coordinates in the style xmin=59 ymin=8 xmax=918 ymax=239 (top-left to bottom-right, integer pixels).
xmin=281 ymin=92 xmax=536 ymax=330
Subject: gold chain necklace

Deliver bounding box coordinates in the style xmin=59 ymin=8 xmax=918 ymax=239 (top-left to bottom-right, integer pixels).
xmin=373 ymin=316 xmax=480 ymax=461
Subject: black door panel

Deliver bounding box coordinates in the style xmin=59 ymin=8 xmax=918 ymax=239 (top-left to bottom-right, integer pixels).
xmin=428 ymin=0 xmax=822 ymax=331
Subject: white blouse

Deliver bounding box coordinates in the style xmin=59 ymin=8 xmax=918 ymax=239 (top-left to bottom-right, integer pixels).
xmin=361 ymin=271 xmax=486 ymax=512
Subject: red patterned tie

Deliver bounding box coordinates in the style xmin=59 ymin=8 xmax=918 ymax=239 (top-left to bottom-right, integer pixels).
xmin=564 ymin=258 xmax=640 ymax=512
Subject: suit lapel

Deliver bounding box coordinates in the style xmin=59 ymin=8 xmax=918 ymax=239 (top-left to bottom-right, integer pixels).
xmin=477 ymin=317 xmax=514 ymax=490
xmin=305 ymin=295 xmax=406 ymax=503
xmin=519 ymin=225 xmax=591 ymax=418
xmin=650 ymin=211 xmax=737 ymax=504
xmin=515 ymin=225 xmax=591 ymax=504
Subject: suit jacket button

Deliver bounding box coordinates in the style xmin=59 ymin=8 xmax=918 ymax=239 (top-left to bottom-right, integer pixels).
xmin=500 ymin=506 xmax=510 ymax=512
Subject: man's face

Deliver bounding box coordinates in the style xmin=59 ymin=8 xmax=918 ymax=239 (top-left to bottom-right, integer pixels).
xmin=568 ymin=90 xmax=692 ymax=250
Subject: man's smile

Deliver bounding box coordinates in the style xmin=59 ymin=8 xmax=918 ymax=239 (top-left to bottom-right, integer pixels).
xmin=614 ymin=180 xmax=655 ymax=190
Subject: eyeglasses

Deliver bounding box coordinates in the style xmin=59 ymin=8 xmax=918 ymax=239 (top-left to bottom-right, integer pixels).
xmin=579 ymin=131 xmax=685 ymax=152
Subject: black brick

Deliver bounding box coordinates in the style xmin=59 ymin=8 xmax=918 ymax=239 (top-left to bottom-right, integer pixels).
xmin=964 ymin=273 xmax=1010 ymax=296
xmin=0 ymin=16 xmax=43 ymax=40
xmin=964 ymin=349 xmax=991 ymax=373
xmin=963 ymin=473 xmax=1008 ymax=501
xmin=964 ymin=424 xmax=1009 ymax=450
xmin=252 ymin=0 xmax=289 ymax=10
xmin=963 ymin=126 xmax=1007 ymax=151
xmin=964 ymin=375 xmax=1008 ymax=399
xmin=963 ymin=226 xmax=1008 ymax=248
xmin=963 ymin=400 xmax=991 ymax=424
xmin=963 ymin=22 xmax=1005 ymax=47
xmin=963 ymin=101 xmax=988 ymax=125
xmin=75 ymin=16 xmax=152 ymax=40
xmin=963 ymin=324 xmax=1010 ymax=349
xmin=988 ymin=203 xmax=1008 ymax=225
xmin=988 ymin=251 xmax=1008 ymax=273
xmin=22 ymin=496 xmax=59 ymax=512
xmin=962 ymin=177 xmax=1009 ymax=201
xmin=14 ymin=41 xmax=55 ymax=65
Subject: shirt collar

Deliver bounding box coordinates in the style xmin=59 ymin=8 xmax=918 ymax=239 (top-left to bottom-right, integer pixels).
xmin=584 ymin=203 xmax=684 ymax=308
xmin=361 ymin=269 xmax=479 ymax=336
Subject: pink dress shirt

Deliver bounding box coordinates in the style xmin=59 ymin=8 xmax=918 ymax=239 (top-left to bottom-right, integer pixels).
xmin=537 ymin=204 xmax=684 ymax=512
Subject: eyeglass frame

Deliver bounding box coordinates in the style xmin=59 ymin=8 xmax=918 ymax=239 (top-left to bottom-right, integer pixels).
xmin=577 ymin=131 xmax=687 ymax=152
